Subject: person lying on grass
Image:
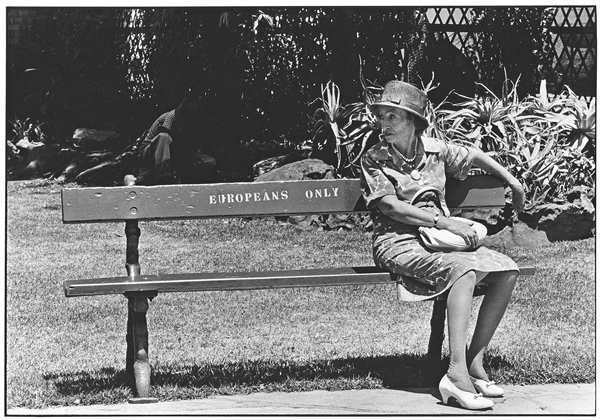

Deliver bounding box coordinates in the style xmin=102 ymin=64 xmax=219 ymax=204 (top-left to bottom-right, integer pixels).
xmin=360 ymin=80 xmax=526 ymax=411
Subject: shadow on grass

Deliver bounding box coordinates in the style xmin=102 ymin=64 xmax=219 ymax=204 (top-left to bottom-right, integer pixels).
xmin=42 ymin=354 xmax=515 ymax=398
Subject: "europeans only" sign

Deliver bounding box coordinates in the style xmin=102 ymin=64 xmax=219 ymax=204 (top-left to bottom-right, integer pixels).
xmin=62 ymin=179 xmax=367 ymax=223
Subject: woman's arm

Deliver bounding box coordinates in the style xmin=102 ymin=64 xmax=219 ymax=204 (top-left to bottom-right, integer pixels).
xmin=377 ymin=195 xmax=480 ymax=248
xmin=470 ymin=148 xmax=526 ymax=213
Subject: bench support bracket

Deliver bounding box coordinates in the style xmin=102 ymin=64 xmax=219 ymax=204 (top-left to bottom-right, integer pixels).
xmin=122 ymin=191 xmax=159 ymax=404
xmin=427 ymin=300 xmax=447 ymax=360
xmin=125 ymin=291 xmax=158 ymax=404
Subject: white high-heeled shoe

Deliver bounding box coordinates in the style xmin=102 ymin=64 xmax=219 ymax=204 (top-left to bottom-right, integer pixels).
xmin=470 ymin=376 xmax=505 ymax=397
xmin=439 ymin=375 xmax=494 ymax=410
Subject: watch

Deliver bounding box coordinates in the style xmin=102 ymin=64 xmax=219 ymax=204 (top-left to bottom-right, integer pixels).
xmin=433 ymin=214 xmax=440 ymax=228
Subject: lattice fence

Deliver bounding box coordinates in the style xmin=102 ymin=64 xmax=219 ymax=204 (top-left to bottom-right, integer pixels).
xmin=425 ymin=6 xmax=596 ymax=98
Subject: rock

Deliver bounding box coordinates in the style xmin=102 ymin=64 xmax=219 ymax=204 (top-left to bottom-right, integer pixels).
xmin=452 ymin=207 xmax=505 ymax=235
xmin=253 ymin=155 xmax=289 ymax=178
xmin=7 ymin=140 xmax=20 ymax=159
xmin=519 ymin=190 xmax=595 ymax=242
xmin=20 ymin=143 xmax=63 ymax=179
xmin=15 ymin=137 xmax=39 ymax=152
xmin=482 ymin=222 xmax=552 ymax=248
xmin=253 ymin=149 xmax=312 ymax=179
xmin=254 ymin=158 xmax=334 ymax=182
xmin=74 ymin=152 xmax=141 ymax=186
xmin=57 ymin=160 xmax=81 ymax=183
xmin=483 ymin=187 xmax=595 ymax=247
xmin=72 ymin=128 xmax=128 ymax=151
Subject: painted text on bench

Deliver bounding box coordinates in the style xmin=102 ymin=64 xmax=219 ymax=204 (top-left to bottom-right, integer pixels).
xmin=209 ymin=190 xmax=289 ymax=204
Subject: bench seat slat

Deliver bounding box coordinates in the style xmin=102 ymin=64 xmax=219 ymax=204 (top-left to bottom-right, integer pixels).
xmin=64 ymin=265 xmax=536 ymax=297
xmin=64 ymin=267 xmax=395 ymax=296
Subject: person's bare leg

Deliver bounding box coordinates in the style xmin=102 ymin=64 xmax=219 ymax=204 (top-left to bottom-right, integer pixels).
xmin=467 ymin=270 xmax=518 ymax=380
xmin=445 ymin=271 xmax=481 ymax=393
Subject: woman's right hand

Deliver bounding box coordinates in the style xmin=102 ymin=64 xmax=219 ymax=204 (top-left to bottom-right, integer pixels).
xmin=439 ymin=216 xmax=479 ymax=249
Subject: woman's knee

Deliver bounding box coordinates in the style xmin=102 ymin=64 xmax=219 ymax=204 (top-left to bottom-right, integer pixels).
xmin=481 ymin=270 xmax=519 ymax=287
xmin=449 ymin=270 xmax=478 ymax=297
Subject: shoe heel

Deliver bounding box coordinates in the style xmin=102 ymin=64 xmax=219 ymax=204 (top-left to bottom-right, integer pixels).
xmin=439 ymin=375 xmax=493 ymax=410
xmin=439 ymin=388 xmax=450 ymax=405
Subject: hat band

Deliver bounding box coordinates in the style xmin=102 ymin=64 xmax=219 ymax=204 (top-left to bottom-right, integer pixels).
xmin=371 ymin=101 xmax=427 ymax=121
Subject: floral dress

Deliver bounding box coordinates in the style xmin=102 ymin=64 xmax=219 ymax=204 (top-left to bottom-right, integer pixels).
xmin=360 ymin=136 xmax=519 ymax=301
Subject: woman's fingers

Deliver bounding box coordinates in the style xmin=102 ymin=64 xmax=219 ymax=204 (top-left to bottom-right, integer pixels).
xmin=447 ymin=219 xmax=478 ymax=248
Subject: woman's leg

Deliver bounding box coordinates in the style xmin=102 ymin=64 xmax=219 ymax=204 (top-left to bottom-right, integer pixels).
xmin=467 ymin=270 xmax=519 ymax=380
xmin=445 ymin=270 xmax=486 ymax=392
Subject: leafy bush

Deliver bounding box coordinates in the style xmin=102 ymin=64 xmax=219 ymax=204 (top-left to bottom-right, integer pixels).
xmin=437 ymin=78 xmax=595 ymax=207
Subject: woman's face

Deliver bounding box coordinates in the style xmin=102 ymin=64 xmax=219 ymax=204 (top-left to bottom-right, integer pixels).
xmin=375 ymin=106 xmax=415 ymax=145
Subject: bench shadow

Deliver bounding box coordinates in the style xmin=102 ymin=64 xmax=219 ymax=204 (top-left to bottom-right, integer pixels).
xmin=43 ymin=353 xmax=515 ymax=398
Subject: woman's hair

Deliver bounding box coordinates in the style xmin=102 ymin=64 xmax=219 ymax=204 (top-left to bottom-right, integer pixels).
xmin=407 ymin=113 xmax=428 ymax=137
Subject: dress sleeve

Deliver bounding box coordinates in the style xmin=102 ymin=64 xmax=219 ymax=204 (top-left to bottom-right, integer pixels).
xmin=360 ymin=152 xmax=396 ymax=209
xmin=442 ymin=142 xmax=475 ymax=181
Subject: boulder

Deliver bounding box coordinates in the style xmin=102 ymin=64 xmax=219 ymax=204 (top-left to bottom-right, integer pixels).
xmin=19 ymin=143 xmax=63 ymax=179
xmin=452 ymin=207 xmax=505 ymax=235
xmin=72 ymin=128 xmax=128 ymax=151
xmin=254 ymin=158 xmax=334 ymax=182
xmin=15 ymin=137 xmax=39 ymax=152
xmin=483 ymin=187 xmax=595 ymax=247
xmin=482 ymin=222 xmax=552 ymax=248
xmin=519 ymin=188 xmax=595 ymax=242
xmin=252 ymin=149 xmax=312 ymax=179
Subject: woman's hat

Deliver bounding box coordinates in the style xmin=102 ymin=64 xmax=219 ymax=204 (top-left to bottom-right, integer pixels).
xmin=369 ymin=81 xmax=429 ymax=127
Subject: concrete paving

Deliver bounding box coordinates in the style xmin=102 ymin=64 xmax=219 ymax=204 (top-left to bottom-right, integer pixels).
xmin=7 ymin=383 xmax=595 ymax=416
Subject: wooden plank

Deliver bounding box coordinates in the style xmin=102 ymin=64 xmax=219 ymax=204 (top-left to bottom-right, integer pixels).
xmin=62 ymin=175 xmax=506 ymax=223
xmin=62 ymin=179 xmax=366 ymax=223
xmin=445 ymin=175 xmax=505 ymax=209
xmin=64 ymin=265 xmax=535 ymax=297
xmin=64 ymin=267 xmax=395 ymax=296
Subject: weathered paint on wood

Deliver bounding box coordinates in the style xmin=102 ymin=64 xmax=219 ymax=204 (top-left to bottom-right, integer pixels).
xmin=61 ymin=176 xmax=505 ymax=223
xmin=64 ymin=267 xmax=395 ymax=296
xmin=64 ymin=265 xmax=535 ymax=297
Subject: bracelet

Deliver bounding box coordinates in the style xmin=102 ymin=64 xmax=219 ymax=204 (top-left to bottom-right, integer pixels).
xmin=433 ymin=214 xmax=440 ymax=228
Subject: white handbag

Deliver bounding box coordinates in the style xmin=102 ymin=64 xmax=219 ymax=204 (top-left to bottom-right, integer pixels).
xmin=418 ymin=217 xmax=487 ymax=252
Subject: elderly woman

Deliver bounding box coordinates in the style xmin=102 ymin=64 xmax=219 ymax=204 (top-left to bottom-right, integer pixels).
xmin=360 ymin=81 xmax=526 ymax=411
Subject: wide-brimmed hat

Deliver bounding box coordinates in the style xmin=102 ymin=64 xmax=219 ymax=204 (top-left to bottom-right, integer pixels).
xmin=369 ymin=81 xmax=429 ymax=127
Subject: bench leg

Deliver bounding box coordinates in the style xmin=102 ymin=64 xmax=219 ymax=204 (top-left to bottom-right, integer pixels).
xmin=126 ymin=292 xmax=158 ymax=404
xmin=427 ymin=299 xmax=447 ymax=360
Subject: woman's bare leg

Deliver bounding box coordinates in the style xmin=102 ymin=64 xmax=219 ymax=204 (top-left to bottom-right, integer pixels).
xmin=445 ymin=270 xmax=484 ymax=392
xmin=467 ymin=270 xmax=519 ymax=380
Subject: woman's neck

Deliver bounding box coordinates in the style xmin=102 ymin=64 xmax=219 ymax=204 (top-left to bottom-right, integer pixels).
xmin=390 ymin=136 xmax=417 ymax=159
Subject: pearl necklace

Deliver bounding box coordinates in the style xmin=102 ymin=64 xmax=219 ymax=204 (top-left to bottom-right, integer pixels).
xmin=393 ymin=140 xmax=418 ymax=164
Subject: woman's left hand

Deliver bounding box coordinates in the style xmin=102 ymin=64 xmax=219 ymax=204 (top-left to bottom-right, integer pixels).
xmin=510 ymin=182 xmax=526 ymax=213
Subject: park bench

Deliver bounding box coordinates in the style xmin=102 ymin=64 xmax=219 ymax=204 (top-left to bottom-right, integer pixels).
xmin=61 ymin=173 xmax=535 ymax=403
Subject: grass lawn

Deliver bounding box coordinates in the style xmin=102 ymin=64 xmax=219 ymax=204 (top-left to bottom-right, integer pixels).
xmin=6 ymin=179 xmax=596 ymax=409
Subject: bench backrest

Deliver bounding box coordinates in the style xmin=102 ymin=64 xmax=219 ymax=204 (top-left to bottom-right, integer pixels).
xmin=61 ymin=175 xmax=505 ymax=224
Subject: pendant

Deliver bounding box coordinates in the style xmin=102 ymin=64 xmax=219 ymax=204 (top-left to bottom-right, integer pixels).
xmin=410 ymin=170 xmax=421 ymax=181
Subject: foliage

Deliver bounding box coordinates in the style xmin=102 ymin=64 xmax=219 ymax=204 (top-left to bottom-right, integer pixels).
xmin=7 ymin=8 xmax=131 ymax=140
xmin=7 ymin=7 xmax=592 ymax=184
xmin=468 ymin=7 xmax=548 ymax=97
xmin=436 ymin=78 xmax=595 ymax=207
xmin=308 ymin=79 xmax=380 ymax=177
xmin=8 ymin=118 xmax=46 ymax=144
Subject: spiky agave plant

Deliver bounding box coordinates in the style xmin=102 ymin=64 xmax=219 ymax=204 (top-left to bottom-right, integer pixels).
xmin=309 ymin=79 xmax=380 ymax=177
